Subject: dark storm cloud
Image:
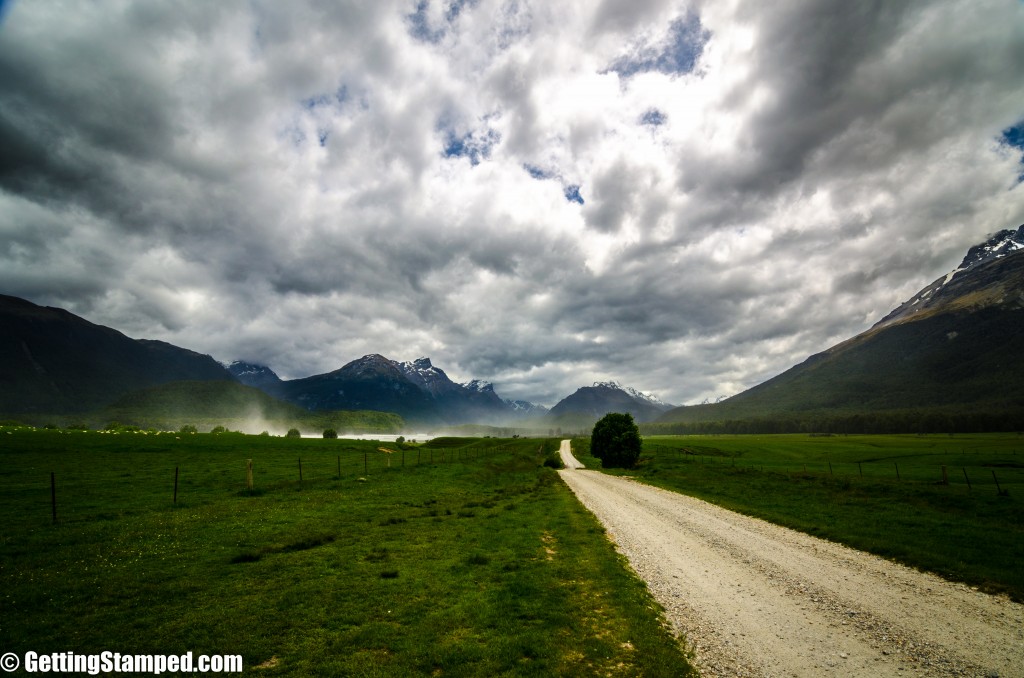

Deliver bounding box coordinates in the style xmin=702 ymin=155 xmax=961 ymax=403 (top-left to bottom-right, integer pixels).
xmin=0 ymin=0 xmax=1022 ymax=406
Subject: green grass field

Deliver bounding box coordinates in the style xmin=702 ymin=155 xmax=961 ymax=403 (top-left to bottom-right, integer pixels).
xmin=0 ymin=428 xmax=695 ymax=676
xmin=573 ymin=433 xmax=1024 ymax=601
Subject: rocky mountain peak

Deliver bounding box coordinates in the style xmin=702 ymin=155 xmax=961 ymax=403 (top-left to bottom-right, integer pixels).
xmin=227 ymin=360 xmax=282 ymax=389
xmin=956 ymin=224 xmax=1024 ymax=273
xmin=462 ymin=379 xmax=495 ymax=394
xmin=875 ymin=224 xmax=1024 ymax=329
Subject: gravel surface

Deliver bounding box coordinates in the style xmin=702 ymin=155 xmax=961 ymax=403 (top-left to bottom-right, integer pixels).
xmin=556 ymin=441 xmax=1024 ymax=677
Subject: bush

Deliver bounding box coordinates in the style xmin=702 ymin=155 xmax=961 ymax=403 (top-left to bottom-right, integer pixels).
xmin=285 ymin=428 xmax=301 ymax=438
xmin=543 ymin=450 xmax=564 ymax=469
xmin=323 ymin=429 xmax=337 ymax=439
xmin=591 ymin=413 xmax=642 ymax=469
xmin=179 ymin=424 xmax=198 ymax=435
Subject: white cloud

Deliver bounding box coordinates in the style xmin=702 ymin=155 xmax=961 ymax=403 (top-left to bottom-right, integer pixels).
xmin=1 ymin=0 xmax=1022 ymax=406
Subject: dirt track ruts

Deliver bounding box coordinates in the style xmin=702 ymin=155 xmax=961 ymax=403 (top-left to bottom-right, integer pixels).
xmin=556 ymin=441 xmax=1024 ymax=677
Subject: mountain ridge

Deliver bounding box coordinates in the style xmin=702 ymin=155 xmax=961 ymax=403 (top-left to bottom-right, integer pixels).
xmin=653 ymin=231 xmax=1024 ymax=432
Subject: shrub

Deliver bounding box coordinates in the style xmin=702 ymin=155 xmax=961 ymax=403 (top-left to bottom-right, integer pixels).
xmin=285 ymin=428 xmax=301 ymax=438
xmin=323 ymin=429 xmax=337 ymax=439
xmin=591 ymin=413 xmax=642 ymax=469
xmin=179 ymin=424 xmax=198 ymax=435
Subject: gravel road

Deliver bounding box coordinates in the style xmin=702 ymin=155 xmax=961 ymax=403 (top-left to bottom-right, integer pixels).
xmin=556 ymin=441 xmax=1024 ymax=677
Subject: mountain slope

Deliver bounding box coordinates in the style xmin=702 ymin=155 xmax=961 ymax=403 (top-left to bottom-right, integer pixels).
xmin=655 ymin=227 xmax=1024 ymax=431
xmin=0 ymin=294 xmax=233 ymax=414
xmin=274 ymin=354 xmax=442 ymax=423
xmin=238 ymin=355 xmax=533 ymax=426
xmin=549 ymin=382 xmax=673 ymax=424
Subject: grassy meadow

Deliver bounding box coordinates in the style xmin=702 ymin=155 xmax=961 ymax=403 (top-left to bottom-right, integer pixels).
xmin=573 ymin=433 xmax=1024 ymax=601
xmin=0 ymin=428 xmax=695 ymax=676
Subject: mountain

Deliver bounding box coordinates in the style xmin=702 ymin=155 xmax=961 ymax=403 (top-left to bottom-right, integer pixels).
xmin=876 ymin=225 xmax=1024 ymax=328
xmin=0 ymin=294 xmax=234 ymax=414
xmin=548 ymin=381 xmax=674 ymax=425
xmin=227 ymin=360 xmax=284 ymax=393
xmin=504 ymin=398 xmax=550 ymax=417
xmin=250 ymin=354 xmax=525 ymax=426
xmin=271 ymin=354 xmax=441 ymax=424
xmin=654 ymin=225 xmax=1024 ymax=432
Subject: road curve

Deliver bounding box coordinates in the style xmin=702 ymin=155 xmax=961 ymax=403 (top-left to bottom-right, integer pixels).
xmin=557 ymin=443 xmax=1024 ymax=677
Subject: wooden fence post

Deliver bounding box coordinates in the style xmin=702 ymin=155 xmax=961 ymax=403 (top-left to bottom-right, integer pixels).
xmin=246 ymin=459 xmax=254 ymax=491
xmin=962 ymin=467 xmax=971 ymax=491
xmin=298 ymin=458 xmax=303 ymax=487
xmin=894 ymin=463 xmax=901 ymax=481
xmin=337 ymin=455 xmax=341 ymax=478
xmin=941 ymin=465 xmax=948 ymax=486
xmin=174 ymin=466 xmax=179 ymax=504
xmin=50 ymin=471 xmax=57 ymax=524
xmin=858 ymin=462 xmax=863 ymax=477
xmin=992 ymin=470 xmax=1004 ymax=495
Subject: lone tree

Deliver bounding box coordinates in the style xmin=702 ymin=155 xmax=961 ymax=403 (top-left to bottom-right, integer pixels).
xmin=590 ymin=412 xmax=642 ymax=469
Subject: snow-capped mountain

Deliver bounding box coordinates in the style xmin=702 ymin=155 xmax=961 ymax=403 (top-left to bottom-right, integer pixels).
xmin=657 ymin=222 xmax=1024 ymax=430
xmin=504 ymin=399 xmax=550 ymax=416
xmin=233 ymin=354 xmax=528 ymax=425
xmin=876 ymin=224 xmax=1024 ymax=328
xmin=593 ymin=381 xmax=669 ymax=408
xmin=548 ymin=381 xmax=675 ymax=423
xmin=397 ymin=357 xmax=462 ymax=397
xmin=227 ymin=360 xmax=284 ymax=391
xmin=957 ymin=224 xmax=1024 ymax=272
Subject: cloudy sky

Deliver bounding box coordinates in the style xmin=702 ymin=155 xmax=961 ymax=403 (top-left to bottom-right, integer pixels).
xmin=2 ymin=0 xmax=1023 ymax=407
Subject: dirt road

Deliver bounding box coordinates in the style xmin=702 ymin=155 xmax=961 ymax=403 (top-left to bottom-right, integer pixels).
xmin=556 ymin=441 xmax=1024 ymax=677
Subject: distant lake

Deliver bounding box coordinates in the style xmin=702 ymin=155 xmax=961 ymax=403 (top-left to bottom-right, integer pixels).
xmin=302 ymin=432 xmax=434 ymax=443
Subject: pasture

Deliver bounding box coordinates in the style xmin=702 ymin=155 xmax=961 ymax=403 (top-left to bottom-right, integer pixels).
xmin=574 ymin=433 xmax=1024 ymax=601
xmin=0 ymin=428 xmax=695 ymax=676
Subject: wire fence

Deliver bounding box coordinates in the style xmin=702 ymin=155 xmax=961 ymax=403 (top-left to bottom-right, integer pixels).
xmin=642 ymin=443 xmax=1024 ymax=494
xmin=0 ymin=443 xmax=521 ymax=527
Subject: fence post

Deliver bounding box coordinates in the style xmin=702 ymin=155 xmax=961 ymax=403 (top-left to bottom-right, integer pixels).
xmin=337 ymin=455 xmax=341 ymax=478
xmin=992 ymin=470 xmax=1004 ymax=495
xmin=246 ymin=459 xmax=254 ymax=491
xmin=50 ymin=471 xmax=57 ymax=524
xmin=298 ymin=458 xmax=303 ymax=487
xmin=941 ymin=465 xmax=948 ymax=486
xmin=174 ymin=466 xmax=179 ymax=504
xmin=858 ymin=462 xmax=863 ymax=477
xmin=364 ymin=450 xmax=368 ymax=475
xmin=962 ymin=467 xmax=971 ymax=491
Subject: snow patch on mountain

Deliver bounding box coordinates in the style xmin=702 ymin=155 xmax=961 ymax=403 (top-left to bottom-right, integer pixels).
xmin=948 ymin=224 xmax=1024 ymax=284
xmin=593 ymin=381 xmax=669 ymax=407
xmin=462 ymin=379 xmax=495 ymax=394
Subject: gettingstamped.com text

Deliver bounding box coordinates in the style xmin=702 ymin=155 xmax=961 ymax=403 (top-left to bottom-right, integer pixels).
xmin=1 ymin=651 xmax=242 ymax=674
